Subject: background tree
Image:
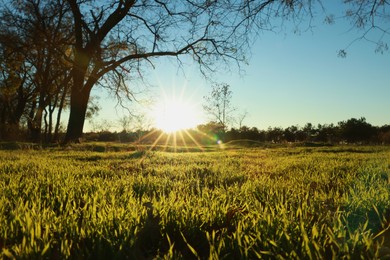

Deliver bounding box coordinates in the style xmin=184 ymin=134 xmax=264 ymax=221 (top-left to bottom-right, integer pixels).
xmin=266 ymin=127 xmax=284 ymax=143
xmin=378 ymin=125 xmax=390 ymax=144
xmin=237 ymin=110 xmax=249 ymax=130
xmin=0 ymin=0 xmax=73 ymax=142
xmin=239 ymin=126 xmax=264 ymax=141
xmin=283 ymin=125 xmax=300 ymax=142
xmin=338 ymin=117 xmax=377 ymax=143
xmin=203 ymin=83 xmax=236 ymax=130
xmin=118 ymin=112 xmax=152 ymax=142
xmin=316 ymin=123 xmax=338 ymax=143
xmin=302 ymin=123 xmax=315 ymax=141
xmin=0 ymin=37 xmax=32 ymax=140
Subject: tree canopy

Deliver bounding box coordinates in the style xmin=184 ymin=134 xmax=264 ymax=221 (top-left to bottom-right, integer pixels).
xmin=63 ymin=0 xmax=321 ymax=142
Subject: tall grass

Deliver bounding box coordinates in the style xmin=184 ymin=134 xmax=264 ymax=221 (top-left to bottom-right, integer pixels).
xmin=0 ymin=146 xmax=389 ymax=258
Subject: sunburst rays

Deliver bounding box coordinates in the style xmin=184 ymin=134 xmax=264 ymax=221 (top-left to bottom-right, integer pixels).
xmin=133 ymin=127 xmax=225 ymax=163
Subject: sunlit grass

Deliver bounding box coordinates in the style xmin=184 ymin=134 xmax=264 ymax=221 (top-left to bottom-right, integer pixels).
xmin=0 ymin=146 xmax=389 ymax=258
xmin=133 ymin=127 xmax=222 ymax=159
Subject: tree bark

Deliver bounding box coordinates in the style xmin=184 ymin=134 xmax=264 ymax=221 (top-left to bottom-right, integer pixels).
xmin=54 ymin=83 xmax=68 ymax=142
xmin=64 ymin=80 xmax=90 ymax=143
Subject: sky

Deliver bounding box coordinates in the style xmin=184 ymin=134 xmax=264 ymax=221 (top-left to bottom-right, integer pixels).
xmin=85 ymin=2 xmax=390 ymax=132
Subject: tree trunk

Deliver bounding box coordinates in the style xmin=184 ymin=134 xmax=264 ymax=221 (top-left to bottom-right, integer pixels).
xmin=43 ymin=108 xmax=49 ymax=142
xmin=30 ymin=107 xmax=44 ymax=143
xmin=48 ymin=104 xmax=54 ymax=143
xmin=64 ymin=84 xmax=90 ymax=143
xmin=54 ymin=84 xmax=68 ymax=142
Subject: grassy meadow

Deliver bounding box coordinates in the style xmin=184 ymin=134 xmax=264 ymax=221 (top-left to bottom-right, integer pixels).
xmin=0 ymin=143 xmax=390 ymax=259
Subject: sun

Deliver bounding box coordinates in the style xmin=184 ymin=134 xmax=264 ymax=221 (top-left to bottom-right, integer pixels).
xmin=153 ymin=97 xmax=200 ymax=133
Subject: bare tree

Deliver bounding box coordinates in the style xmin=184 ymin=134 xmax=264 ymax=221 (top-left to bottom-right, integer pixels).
xmin=334 ymin=1 xmax=390 ymax=56
xmin=62 ymin=0 xmax=320 ymax=142
xmin=237 ymin=110 xmax=249 ymax=129
xmin=203 ymin=83 xmax=236 ymax=130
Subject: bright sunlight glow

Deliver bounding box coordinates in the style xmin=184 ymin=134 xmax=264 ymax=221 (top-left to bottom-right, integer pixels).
xmin=152 ymin=97 xmax=201 ymax=133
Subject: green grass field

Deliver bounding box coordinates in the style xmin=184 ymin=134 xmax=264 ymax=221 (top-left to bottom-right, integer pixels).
xmin=0 ymin=144 xmax=389 ymax=259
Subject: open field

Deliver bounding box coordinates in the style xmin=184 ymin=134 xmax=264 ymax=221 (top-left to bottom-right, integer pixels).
xmin=0 ymin=144 xmax=390 ymax=259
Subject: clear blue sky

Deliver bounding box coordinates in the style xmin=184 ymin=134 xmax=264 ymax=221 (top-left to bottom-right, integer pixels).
xmin=87 ymin=2 xmax=390 ymax=132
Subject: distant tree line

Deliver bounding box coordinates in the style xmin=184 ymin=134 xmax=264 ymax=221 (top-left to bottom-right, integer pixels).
xmin=78 ymin=117 xmax=390 ymax=145
xmin=222 ymin=118 xmax=390 ymax=145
